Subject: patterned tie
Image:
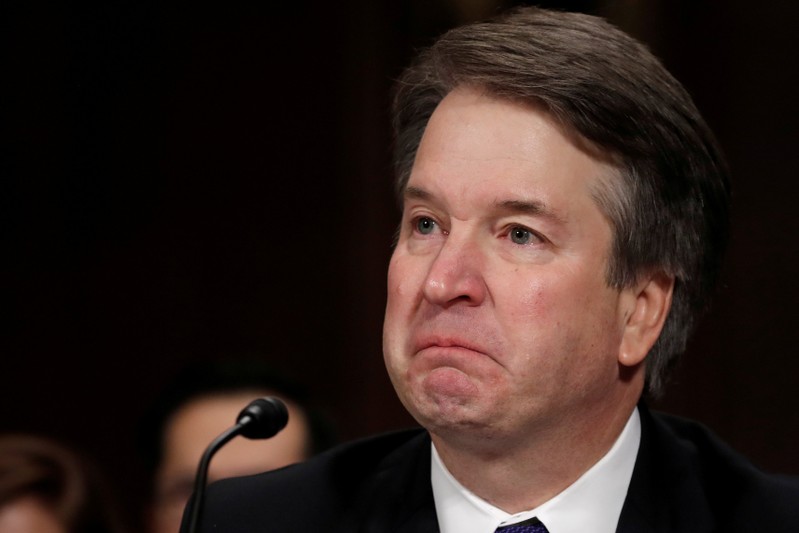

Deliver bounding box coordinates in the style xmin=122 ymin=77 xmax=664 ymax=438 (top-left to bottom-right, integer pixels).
xmin=494 ymin=516 xmax=549 ymax=533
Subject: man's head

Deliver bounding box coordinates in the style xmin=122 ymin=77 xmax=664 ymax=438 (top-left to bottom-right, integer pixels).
xmin=139 ymin=359 xmax=335 ymax=533
xmin=388 ymin=7 xmax=730 ymax=397
xmin=385 ymin=85 xmax=672 ymax=453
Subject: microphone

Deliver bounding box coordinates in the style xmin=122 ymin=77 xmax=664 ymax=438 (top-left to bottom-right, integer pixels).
xmin=186 ymin=397 xmax=289 ymax=533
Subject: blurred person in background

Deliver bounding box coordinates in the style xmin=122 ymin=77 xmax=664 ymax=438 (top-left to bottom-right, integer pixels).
xmin=138 ymin=358 xmax=336 ymax=533
xmin=0 ymin=434 xmax=127 ymax=533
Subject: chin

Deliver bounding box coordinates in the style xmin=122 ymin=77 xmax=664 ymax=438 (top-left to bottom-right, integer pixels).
xmin=406 ymin=385 xmax=494 ymax=431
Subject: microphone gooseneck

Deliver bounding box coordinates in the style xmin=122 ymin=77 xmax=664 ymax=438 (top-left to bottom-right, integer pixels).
xmin=186 ymin=396 xmax=289 ymax=533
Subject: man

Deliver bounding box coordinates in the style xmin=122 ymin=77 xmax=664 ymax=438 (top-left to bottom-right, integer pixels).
xmin=190 ymin=7 xmax=799 ymax=532
xmin=140 ymin=359 xmax=335 ymax=533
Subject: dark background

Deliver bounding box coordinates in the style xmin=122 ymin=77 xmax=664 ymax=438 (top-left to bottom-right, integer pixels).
xmin=3 ymin=0 xmax=798 ymax=529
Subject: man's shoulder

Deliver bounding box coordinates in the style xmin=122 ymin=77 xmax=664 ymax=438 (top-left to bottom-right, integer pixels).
xmin=627 ymin=406 xmax=799 ymax=531
xmin=198 ymin=428 xmax=433 ymax=531
xmin=652 ymin=409 xmax=799 ymax=485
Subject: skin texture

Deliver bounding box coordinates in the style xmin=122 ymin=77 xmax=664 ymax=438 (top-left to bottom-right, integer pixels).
xmin=383 ymin=87 xmax=672 ymax=512
xmin=0 ymin=496 xmax=66 ymax=533
xmin=149 ymin=391 xmax=310 ymax=533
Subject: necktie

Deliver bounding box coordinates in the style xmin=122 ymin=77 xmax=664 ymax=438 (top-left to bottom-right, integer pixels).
xmin=495 ymin=516 xmax=549 ymax=533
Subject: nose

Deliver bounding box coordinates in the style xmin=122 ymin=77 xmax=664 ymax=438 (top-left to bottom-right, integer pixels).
xmin=422 ymin=234 xmax=487 ymax=307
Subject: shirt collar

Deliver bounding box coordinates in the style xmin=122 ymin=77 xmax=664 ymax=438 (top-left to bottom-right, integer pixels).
xmin=431 ymin=407 xmax=641 ymax=533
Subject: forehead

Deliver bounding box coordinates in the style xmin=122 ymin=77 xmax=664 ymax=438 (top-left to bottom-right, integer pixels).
xmin=164 ymin=391 xmax=267 ymax=445
xmin=407 ymin=87 xmax=617 ymax=220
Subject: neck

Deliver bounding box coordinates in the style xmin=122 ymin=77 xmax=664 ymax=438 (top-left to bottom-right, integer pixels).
xmin=430 ymin=390 xmax=640 ymax=513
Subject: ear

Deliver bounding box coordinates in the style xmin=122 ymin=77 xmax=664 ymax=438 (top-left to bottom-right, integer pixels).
xmin=618 ymin=272 xmax=674 ymax=367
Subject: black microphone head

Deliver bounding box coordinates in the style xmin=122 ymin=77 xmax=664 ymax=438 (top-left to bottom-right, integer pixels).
xmin=236 ymin=397 xmax=289 ymax=439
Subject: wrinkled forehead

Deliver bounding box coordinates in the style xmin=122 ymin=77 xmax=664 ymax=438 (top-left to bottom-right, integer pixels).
xmin=406 ymin=85 xmax=625 ymax=221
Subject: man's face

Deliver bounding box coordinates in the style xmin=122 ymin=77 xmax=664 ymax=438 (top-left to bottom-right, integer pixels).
xmin=383 ymin=87 xmax=640 ymax=448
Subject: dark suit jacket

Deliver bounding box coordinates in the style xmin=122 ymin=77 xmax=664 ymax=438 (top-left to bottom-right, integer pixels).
xmin=192 ymin=404 xmax=799 ymax=532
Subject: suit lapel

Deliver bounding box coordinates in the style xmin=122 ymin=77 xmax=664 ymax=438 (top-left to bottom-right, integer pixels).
xmin=346 ymin=430 xmax=439 ymax=533
xmin=616 ymin=403 xmax=716 ymax=533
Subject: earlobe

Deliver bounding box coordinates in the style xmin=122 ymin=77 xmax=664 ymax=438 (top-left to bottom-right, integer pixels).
xmin=618 ymin=272 xmax=674 ymax=367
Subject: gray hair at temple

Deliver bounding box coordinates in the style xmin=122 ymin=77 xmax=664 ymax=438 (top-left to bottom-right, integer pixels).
xmin=391 ymin=7 xmax=731 ymax=396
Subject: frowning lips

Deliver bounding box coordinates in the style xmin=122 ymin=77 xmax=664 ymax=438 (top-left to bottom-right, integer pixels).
xmin=412 ymin=334 xmax=491 ymax=358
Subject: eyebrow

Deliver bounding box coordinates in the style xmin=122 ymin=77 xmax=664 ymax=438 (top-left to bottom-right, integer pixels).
xmin=404 ymin=185 xmax=566 ymax=225
xmin=496 ymin=198 xmax=565 ymax=225
xmin=404 ymin=185 xmax=432 ymax=202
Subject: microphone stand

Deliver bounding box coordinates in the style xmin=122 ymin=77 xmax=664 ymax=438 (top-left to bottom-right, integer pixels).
xmin=186 ymin=397 xmax=288 ymax=533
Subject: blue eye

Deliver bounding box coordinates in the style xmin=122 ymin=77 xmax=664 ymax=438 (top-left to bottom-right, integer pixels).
xmin=509 ymin=226 xmax=535 ymax=245
xmin=415 ymin=217 xmax=436 ymax=235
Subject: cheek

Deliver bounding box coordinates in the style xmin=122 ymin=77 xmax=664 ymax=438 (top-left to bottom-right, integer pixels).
xmin=497 ymin=280 xmax=561 ymax=371
xmin=499 ymin=271 xmax=618 ymax=364
xmin=383 ymin=253 xmax=418 ymax=367
xmin=508 ymin=277 xmax=558 ymax=330
xmin=511 ymin=266 xmax=614 ymax=321
xmin=385 ymin=252 xmax=423 ymax=315
xmin=386 ymin=253 xmax=405 ymax=299
xmin=384 ymin=260 xmax=404 ymax=332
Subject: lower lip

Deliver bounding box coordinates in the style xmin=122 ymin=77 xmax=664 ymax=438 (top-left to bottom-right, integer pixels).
xmin=415 ymin=345 xmax=488 ymax=364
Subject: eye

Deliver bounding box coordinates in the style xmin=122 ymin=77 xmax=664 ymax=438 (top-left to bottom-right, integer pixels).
xmin=415 ymin=216 xmax=437 ymax=235
xmin=508 ymin=226 xmax=540 ymax=245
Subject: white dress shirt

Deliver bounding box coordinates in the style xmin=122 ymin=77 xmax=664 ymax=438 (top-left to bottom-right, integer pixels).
xmin=431 ymin=408 xmax=641 ymax=533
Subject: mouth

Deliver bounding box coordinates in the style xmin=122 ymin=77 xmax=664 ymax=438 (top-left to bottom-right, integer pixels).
xmin=413 ymin=336 xmax=489 ymax=358
xmin=409 ymin=334 xmax=500 ymax=384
